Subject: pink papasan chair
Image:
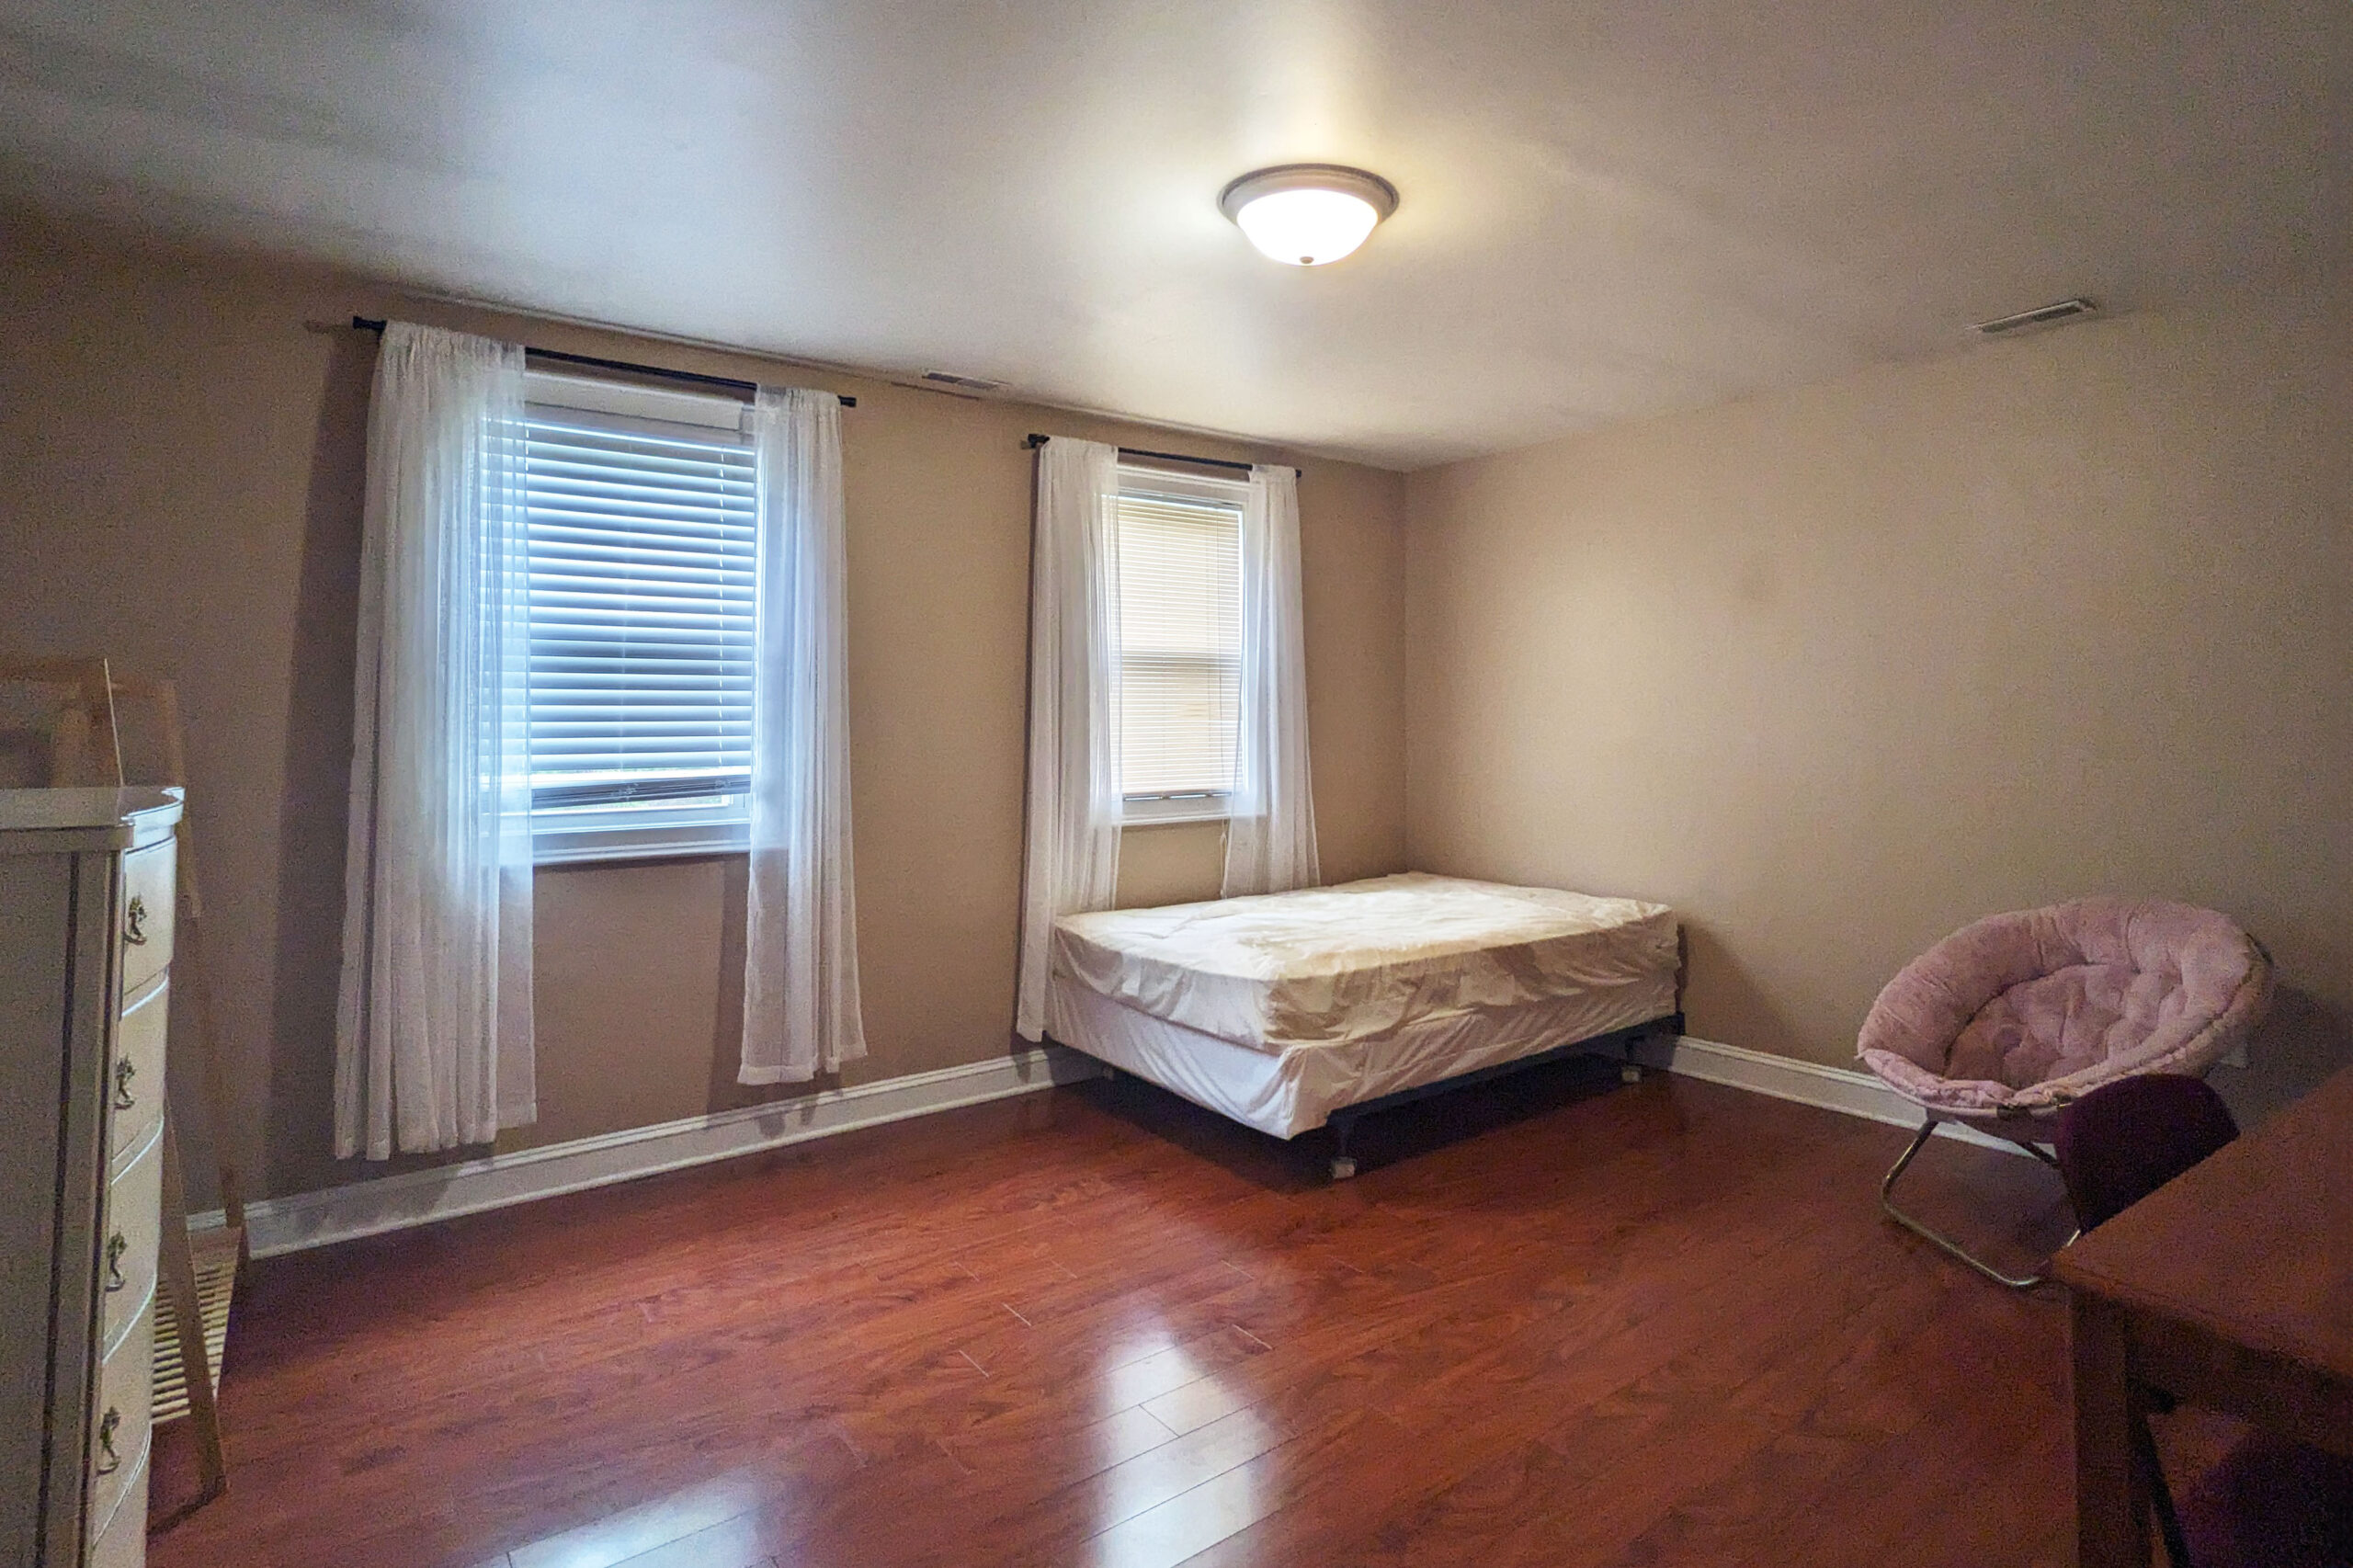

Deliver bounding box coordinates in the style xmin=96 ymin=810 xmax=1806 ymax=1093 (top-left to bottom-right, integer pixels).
xmin=1857 ymin=897 xmax=2271 ymax=1287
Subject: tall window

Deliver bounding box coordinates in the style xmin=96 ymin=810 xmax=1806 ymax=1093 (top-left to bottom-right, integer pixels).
xmin=1114 ymin=467 xmax=1245 ymax=821
xmin=522 ymin=372 xmax=756 ymax=861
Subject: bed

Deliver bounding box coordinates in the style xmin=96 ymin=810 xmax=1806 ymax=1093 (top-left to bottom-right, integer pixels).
xmin=1046 ymin=872 xmax=1682 ymax=1176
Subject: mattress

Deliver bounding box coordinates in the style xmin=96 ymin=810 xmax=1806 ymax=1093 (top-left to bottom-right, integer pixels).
xmin=1053 ymin=872 xmax=1679 ymax=1054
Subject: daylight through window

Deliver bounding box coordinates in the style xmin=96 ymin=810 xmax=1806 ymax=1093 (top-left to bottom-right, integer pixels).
xmin=1115 ymin=473 xmax=1245 ymax=816
xmin=521 ymin=379 xmax=756 ymax=858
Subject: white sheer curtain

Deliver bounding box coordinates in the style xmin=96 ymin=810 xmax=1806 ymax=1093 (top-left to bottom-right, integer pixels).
xmin=335 ymin=321 xmax=535 ymax=1160
xmin=740 ymin=388 xmax=868 ymax=1084
xmin=1015 ymin=437 xmax=1124 ymax=1041
xmin=1223 ymin=463 xmax=1320 ymax=897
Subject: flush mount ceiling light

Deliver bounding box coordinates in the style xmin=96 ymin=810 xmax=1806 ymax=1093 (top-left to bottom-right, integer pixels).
xmin=1219 ymin=165 xmax=1399 ymax=267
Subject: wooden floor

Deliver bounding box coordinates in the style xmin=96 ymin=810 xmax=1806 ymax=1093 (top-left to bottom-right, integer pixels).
xmin=149 ymin=1058 xmax=2097 ymax=1568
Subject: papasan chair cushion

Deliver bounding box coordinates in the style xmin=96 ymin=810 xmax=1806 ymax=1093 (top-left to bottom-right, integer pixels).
xmin=1859 ymin=898 xmax=2270 ymax=1119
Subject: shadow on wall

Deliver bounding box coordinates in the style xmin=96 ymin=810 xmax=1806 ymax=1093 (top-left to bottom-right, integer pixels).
xmin=2215 ymin=983 xmax=2353 ymax=1130
xmin=706 ymin=851 xmax=750 ymax=1107
xmin=266 ymin=327 xmax=371 ymax=1196
xmin=699 ymin=851 xmax=835 ymax=1115
xmin=1677 ymin=923 xmax=1805 ymax=1061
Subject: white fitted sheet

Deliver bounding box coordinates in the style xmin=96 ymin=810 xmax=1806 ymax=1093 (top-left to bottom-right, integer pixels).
xmin=1046 ymin=964 xmax=1679 ymax=1139
xmin=1054 ymin=873 xmax=1678 ymax=1053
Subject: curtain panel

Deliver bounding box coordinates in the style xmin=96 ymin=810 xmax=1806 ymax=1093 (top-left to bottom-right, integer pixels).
xmin=1223 ymin=463 xmax=1320 ymax=897
xmin=335 ymin=320 xmax=535 ymax=1160
xmin=1015 ymin=437 xmax=1125 ymax=1041
xmin=740 ymin=388 xmax=868 ymax=1084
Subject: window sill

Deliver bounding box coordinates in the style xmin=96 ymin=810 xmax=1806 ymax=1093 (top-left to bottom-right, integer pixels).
xmin=534 ymin=820 xmax=750 ymax=867
xmin=1121 ymin=796 xmax=1232 ymax=828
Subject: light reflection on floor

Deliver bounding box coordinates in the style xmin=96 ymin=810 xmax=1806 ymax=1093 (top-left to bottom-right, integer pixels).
xmin=504 ymin=1471 xmax=771 ymax=1568
xmin=1089 ymin=1374 xmax=1274 ymax=1568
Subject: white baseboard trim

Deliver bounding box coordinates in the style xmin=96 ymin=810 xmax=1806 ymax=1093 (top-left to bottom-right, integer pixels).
xmin=1629 ymin=1034 xmax=2032 ymax=1157
xmin=193 ymin=1046 xmax=1104 ymax=1258
xmin=200 ymin=1033 xmax=2020 ymax=1258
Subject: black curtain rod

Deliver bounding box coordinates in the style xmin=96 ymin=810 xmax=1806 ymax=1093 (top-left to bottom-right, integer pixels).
xmin=1023 ymin=432 xmax=1287 ymax=476
xmin=349 ymin=317 xmax=855 ymax=407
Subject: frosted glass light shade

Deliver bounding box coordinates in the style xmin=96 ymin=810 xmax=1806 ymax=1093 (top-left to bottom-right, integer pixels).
xmin=1218 ymin=165 xmax=1398 ymax=267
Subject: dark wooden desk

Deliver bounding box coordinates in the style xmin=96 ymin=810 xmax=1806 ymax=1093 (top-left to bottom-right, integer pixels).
xmin=2051 ymin=1064 xmax=2353 ymax=1567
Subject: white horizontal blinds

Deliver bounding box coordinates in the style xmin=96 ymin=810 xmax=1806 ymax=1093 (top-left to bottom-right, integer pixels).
xmin=1116 ymin=484 xmax=1243 ymax=799
xmin=523 ymin=403 xmax=756 ymax=811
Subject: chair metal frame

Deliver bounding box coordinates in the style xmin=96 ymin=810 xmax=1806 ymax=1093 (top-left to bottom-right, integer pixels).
xmin=1868 ymin=918 xmax=2270 ymax=1301
xmin=1878 ymin=1111 xmax=2080 ymax=1290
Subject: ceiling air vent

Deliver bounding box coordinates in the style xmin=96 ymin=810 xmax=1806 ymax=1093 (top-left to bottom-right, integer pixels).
xmin=920 ymin=369 xmax=1006 ymax=392
xmin=1970 ymin=298 xmax=2099 ymax=338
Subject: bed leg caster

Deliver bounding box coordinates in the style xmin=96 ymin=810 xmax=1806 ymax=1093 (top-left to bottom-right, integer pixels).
xmin=1328 ymin=1118 xmax=1359 ymax=1182
xmin=1620 ymin=1062 xmax=1643 ymax=1084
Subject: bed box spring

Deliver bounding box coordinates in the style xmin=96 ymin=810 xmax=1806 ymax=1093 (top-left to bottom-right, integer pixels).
xmin=1045 ymin=965 xmax=1678 ymax=1141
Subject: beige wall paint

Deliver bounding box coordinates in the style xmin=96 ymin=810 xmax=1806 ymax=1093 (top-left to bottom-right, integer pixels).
xmin=1405 ymin=290 xmax=2353 ymax=1106
xmin=0 ymin=212 xmax=1407 ymax=1200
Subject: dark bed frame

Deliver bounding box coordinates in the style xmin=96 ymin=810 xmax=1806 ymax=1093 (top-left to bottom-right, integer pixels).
xmin=1317 ymin=1011 xmax=1686 ymax=1179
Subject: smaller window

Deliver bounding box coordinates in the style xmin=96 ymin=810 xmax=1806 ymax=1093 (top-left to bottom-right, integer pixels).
xmin=522 ymin=372 xmax=757 ymax=864
xmin=1114 ymin=466 xmax=1246 ymax=824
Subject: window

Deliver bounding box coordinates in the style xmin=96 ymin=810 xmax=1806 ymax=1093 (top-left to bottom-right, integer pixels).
xmin=1114 ymin=467 xmax=1245 ymax=822
xmin=522 ymin=372 xmax=756 ymax=862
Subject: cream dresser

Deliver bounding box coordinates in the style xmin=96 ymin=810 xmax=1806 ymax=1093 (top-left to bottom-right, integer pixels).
xmin=2 ymin=787 xmax=182 ymax=1568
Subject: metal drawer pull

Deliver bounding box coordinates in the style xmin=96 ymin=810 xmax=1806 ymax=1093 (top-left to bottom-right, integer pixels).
xmin=113 ymin=1058 xmax=136 ymax=1110
xmin=122 ymin=895 xmax=149 ymax=946
xmin=95 ymin=1407 xmax=120 ymax=1475
xmin=105 ymin=1233 xmax=127 ymax=1291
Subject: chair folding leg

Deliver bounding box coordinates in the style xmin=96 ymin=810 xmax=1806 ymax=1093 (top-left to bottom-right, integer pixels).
xmin=2130 ymin=1394 xmax=2195 ymax=1568
xmin=1879 ymin=1114 xmax=2077 ymax=1290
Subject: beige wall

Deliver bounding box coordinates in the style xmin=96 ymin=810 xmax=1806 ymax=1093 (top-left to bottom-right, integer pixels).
xmin=0 ymin=212 xmax=1408 ymax=1200
xmin=1405 ymin=290 xmax=2353 ymax=1108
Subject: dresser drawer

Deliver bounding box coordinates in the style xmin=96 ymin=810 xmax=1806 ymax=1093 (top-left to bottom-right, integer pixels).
xmin=108 ymin=977 xmax=168 ymax=1173
xmin=100 ymin=1122 xmax=163 ymax=1357
xmin=87 ymin=1293 xmax=153 ymax=1535
xmin=117 ymin=839 xmax=176 ymax=997
xmin=85 ymin=1442 xmax=147 ymax=1568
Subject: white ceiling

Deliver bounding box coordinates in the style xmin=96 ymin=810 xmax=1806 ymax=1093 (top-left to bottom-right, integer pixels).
xmin=2 ymin=1 xmax=2347 ymax=469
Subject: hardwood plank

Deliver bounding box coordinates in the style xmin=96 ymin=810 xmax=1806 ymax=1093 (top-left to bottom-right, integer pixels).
xmin=507 ymin=1472 xmax=775 ymax=1568
xmin=149 ymin=1064 xmax=2083 ymax=1568
xmin=1085 ymin=1411 xmax=1373 ymax=1568
xmin=1170 ymin=1135 xmax=1958 ymax=1566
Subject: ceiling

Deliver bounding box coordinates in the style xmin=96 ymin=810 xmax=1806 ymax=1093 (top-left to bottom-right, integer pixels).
xmin=2 ymin=1 xmax=2347 ymax=469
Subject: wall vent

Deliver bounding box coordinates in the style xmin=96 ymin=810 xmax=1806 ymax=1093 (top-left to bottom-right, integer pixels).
xmin=1970 ymin=298 xmax=2099 ymax=337
xmin=920 ymin=369 xmax=1006 ymax=392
